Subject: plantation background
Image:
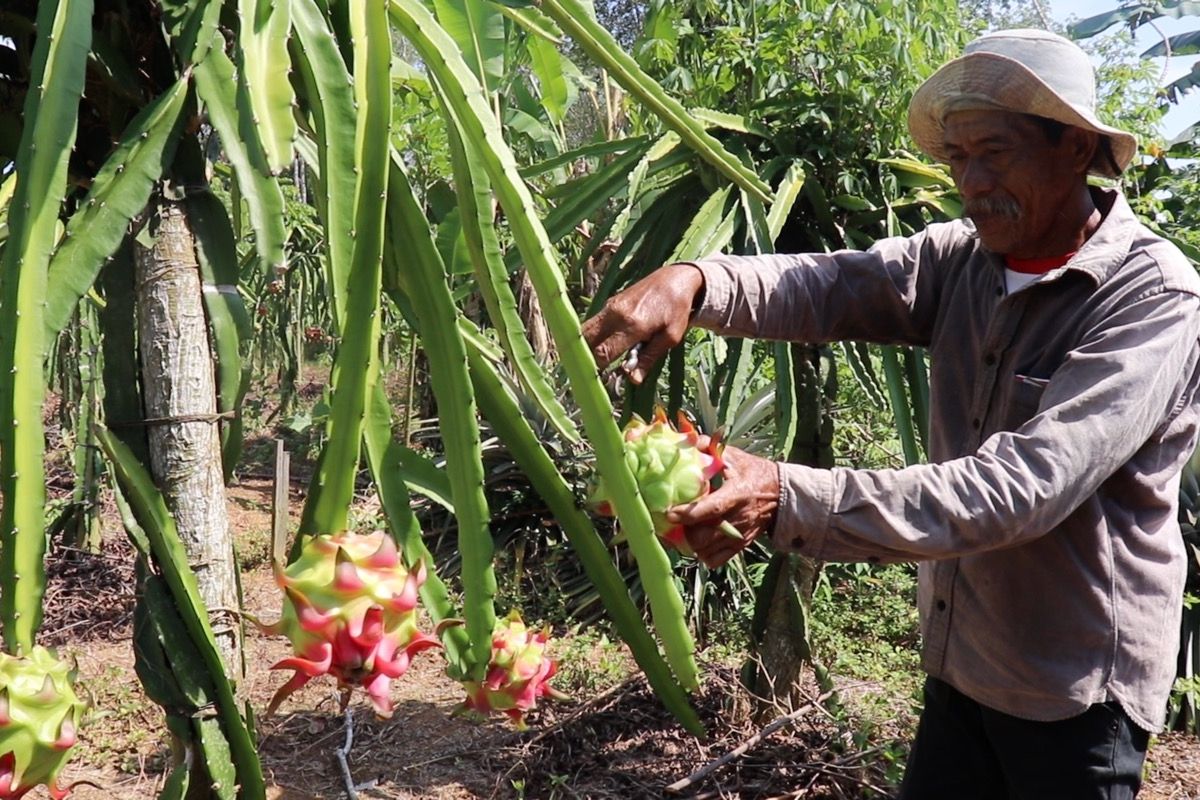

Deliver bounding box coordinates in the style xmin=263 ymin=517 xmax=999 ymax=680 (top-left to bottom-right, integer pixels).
xmin=4 ymin=0 xmax=1200 ymax=797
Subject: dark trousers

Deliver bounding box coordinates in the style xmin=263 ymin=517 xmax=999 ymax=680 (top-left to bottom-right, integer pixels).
xmin=898 ymin=677 xmax=1150 ymax=799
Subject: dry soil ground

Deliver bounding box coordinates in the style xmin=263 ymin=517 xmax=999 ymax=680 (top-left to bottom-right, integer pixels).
xmin=29 ymin=476 xmax=1200 ymax=799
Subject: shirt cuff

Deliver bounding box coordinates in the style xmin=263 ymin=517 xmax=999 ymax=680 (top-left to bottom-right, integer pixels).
xmin=772 ymin=462 xmax=837 ymax=558
xmin=678 ymin=259 xmax=736 ymax=330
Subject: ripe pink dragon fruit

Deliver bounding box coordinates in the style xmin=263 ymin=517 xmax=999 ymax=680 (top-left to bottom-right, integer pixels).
xmin=459 ymin=611 xmax=566 ymax=729
xmin=0 ymin=646 xmax=84 ymax=800
xmin=266 ymin=531 xmax=441 ymax=718
xmin=590 ymin=406 xmax=726 ymax=554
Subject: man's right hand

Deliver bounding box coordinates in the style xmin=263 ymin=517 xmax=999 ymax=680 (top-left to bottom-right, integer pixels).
xmin=581 ymin=263 xmax=705 ymax=384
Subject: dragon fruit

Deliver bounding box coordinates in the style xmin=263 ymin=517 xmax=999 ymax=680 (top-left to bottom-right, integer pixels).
xmin=266 ymin=531 xmax=441 ymax=718
xmin=589 ymin=406 xmax=726 ymax=554
xmin=459 ymin=611 xmax=566 ymax=730
xmin=0 ymin=646 xmax=84 ymax=800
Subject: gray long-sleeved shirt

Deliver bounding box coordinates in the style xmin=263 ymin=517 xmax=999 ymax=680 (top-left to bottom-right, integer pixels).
xmin=688 ymin=188 xmax=1200 ymax=731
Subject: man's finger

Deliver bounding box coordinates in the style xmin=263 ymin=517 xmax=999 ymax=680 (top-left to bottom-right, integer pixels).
xmin=587 ymin=324 xmax=638 ymax=372
xmin=696 ymin=540 xmax=740 ymax=569
xmin=683 ymin=521 xmax=718 ymax=550
xmin=580 ymin=311 xmax=605 ymax=348
xmin=629 ymin=332 xmax=675 ymax=384
xmin=581 ymin=314 xmax=615 ymax=364
xmin=668 ymin=488 xmax=738 ymax=526
xmin=582 ymin=307 xmax=635 ymax=367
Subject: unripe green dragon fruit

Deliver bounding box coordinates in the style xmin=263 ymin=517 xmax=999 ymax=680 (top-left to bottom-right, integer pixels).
xmin=266 ymin=531 xmax=441 ymax=718
xmin=459 ymin=611 xmax=566 ymax=730
xmin=0 ymin=646 xmax=85 ymax=800
xmin=590 ymin=406 xmax=726 ymax=554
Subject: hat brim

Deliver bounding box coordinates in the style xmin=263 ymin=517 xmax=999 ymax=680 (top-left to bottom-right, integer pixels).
xmin=908 ymin=52 xmax=1138 ymax=178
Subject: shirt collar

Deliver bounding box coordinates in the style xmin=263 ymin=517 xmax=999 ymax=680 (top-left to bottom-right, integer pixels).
xmin=1058 ymin=187 xmax=1136 ymax=286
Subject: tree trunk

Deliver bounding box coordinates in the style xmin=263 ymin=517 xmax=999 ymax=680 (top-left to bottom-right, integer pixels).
xmin=134 ymin=201 xmax=242 ymax=678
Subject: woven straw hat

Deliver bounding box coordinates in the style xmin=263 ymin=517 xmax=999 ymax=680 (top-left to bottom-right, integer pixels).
xmin=908 ymin=29 xmax=1137 ymax=178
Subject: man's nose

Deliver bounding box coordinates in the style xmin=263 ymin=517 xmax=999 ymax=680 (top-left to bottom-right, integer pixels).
xmin=955 ymin=158 xmax=996 ymax=199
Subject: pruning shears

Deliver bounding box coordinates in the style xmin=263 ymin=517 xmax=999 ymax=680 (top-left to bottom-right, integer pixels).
xmin=602 ymin=343 xmax=642 ymax=399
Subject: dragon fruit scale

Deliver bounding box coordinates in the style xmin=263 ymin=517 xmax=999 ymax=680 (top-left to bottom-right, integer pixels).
xmin=266 ymin=531 xmax=441 ymax=718
xmin=0 ymin=646 xmax=85 ymax=800
xmin=589 ymin=406 xmax=725 ymax=554
xmin=459 ymin=611 xmax=567 ymax=730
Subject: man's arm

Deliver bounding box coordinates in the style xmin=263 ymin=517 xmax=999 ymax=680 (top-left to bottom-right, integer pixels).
xmin=765 ymin=289 xmax=1200 ymax=563
xmin=687 ymin=224 xmax=957 ymax=346
xmin=674 ymin=288 xmax=1200 ymax=567
xmin=583 ymin=223 xmax=964 ymax=383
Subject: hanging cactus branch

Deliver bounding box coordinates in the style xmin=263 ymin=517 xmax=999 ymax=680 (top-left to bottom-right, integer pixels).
xmin=0 ymin=0 xmax=91 ymax=657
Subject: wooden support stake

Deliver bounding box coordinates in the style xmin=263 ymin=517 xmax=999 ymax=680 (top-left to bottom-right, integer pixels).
xmin=271 ymin=439 xmax=290 ymax=566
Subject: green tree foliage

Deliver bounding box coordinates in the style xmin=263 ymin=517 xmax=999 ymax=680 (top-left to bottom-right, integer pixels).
xmin=1072 ymin=1 xmax=1200 ymax=117
xmin=589 ymin=0 xmax=967 ymax=466
xmin=625 ymin=0 xmax=970 ymax=250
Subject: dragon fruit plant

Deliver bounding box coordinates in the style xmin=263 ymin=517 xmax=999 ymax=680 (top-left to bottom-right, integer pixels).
xmin=459 ymin=611 xmax=567 ymax=730
xmin=266 ymin=531 xmax=441 ymax=718
xmin=589 ymin=406 xmax=728 ymax=555
xmin=0 ymin=647 xmax=85 ymax=800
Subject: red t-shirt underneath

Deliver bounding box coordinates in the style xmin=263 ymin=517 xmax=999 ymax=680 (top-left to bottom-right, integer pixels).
xmin=1004 ymin=252 xmax=1075 ymax=273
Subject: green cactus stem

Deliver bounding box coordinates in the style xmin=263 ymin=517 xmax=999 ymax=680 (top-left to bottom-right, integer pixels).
xmin=0 ymin=0 xmax=92 ymax=654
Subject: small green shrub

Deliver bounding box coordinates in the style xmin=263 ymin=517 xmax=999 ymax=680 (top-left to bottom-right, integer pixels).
xmin=810 ymin=562 xmax=922 ymax=726
xmin=235 ymin=529 xmax=272 ymax=571
xmin=551 ymin=630 xmax=634 ymax=697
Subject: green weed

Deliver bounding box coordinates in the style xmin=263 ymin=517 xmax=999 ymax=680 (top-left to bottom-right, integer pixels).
xmin=550 ymin=630 xmax=634 ymax=697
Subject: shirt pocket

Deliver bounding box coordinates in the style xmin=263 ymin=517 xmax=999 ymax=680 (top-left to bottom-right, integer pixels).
xmin=1005 ymin=372 xmax=1049 ymax=428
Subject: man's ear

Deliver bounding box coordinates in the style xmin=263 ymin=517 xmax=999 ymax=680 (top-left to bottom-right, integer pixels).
xmin=1065 ymin=127 xmax=1100 ymax=175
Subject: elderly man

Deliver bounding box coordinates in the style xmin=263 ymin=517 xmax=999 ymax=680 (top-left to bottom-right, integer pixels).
xmin=583 ymin=29 xmax=1200 ymax=798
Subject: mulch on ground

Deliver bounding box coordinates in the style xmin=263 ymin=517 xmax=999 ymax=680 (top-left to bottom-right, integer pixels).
xmin=33 ymin=479 xmax=1200 ymax=799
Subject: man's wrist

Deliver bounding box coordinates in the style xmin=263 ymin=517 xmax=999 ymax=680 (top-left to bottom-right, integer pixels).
xmin=669 ymin=262 xmax=707 ymax=318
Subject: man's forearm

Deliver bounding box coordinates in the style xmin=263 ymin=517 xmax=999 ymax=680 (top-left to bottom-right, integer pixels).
xmin=683 ymin=235 xmax=940 ymax=347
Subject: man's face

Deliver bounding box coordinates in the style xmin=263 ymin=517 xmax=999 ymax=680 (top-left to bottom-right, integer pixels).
xmin=942 ymin=109 xmax=1090 ymax=258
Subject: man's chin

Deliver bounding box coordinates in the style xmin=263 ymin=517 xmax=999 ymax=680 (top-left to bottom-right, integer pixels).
xmin=971 ymin=222 xmax=1018 ymax=254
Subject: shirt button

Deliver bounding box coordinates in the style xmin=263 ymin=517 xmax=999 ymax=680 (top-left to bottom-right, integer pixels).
xmin=971 ymin=418 xmax=981 ymax=429
xmin=936 ymin=599 xmax=947 ymax=611
xmin=995 ymin=286 xmax=1003 ymax=296
xmin=984 ymin=353 xmax=997 ymax=366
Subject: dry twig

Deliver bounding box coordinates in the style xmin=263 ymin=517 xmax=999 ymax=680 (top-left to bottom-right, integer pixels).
xmin=665 ymin=689 xmax=838 ymax=795
xmin=336 ymin=704 xmax=359 ymax=800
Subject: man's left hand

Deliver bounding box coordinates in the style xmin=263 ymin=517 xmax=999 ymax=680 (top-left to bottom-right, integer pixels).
xmin=667 ymin=445 xmax=780 ymax=568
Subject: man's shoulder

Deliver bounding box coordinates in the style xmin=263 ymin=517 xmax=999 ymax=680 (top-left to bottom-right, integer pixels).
xmin=918 ymin=218 xmax=977 ymax=247
xmin=877 ymin=218 xmax=979 ymax=262
xmin=901 ymin=219 xmax=984 ymax=273
xmin=1129 ymin=223 xmax=1200 ymax=299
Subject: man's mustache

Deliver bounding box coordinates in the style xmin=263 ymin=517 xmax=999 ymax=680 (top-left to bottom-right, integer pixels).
xmin=964 ymin=196 xmax=1021 ymax=220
